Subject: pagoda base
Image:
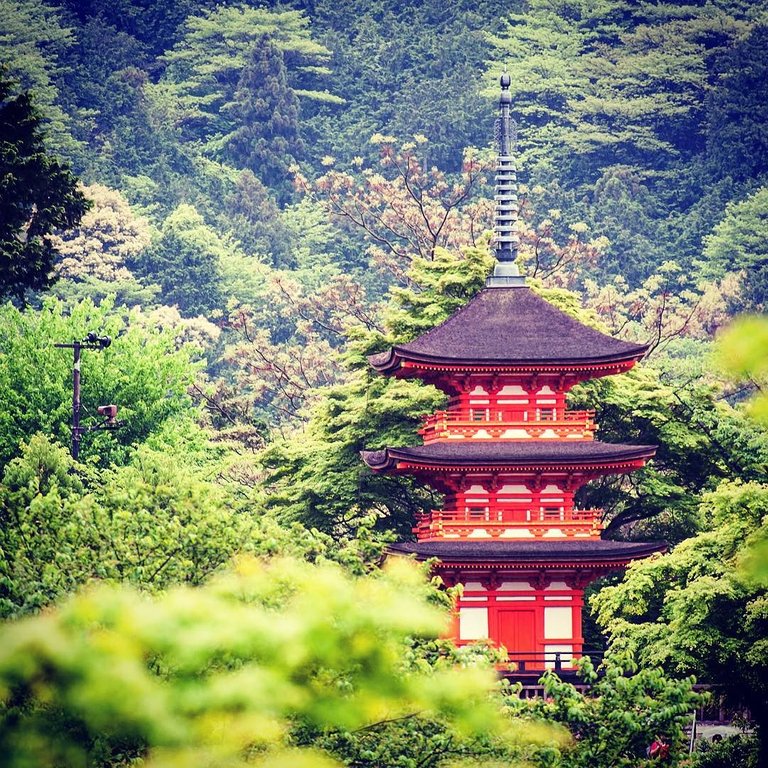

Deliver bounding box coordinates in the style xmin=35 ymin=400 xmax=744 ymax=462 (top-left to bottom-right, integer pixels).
xmin=388 ymin=539 xmax=665 ymax=670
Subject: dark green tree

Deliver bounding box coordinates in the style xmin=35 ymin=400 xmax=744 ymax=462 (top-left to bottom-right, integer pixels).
xmin=222 ymin=169 xmax=294 ymax=265
xmin=705 ymin=24 xmax=768 ymax=184
xmin=223 ymin=36 xmax=304 ymax=201
xmin=135 ymin=204 xmax=225 ymax=316
xmin=0 ymin=77 xmax=88 ymax=302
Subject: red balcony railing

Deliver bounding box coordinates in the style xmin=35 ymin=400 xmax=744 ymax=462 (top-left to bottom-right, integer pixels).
xmin=419 ymin=409 xmax=596 ymax=443
xmin=413 ymin=507 xmax=603 ymax=540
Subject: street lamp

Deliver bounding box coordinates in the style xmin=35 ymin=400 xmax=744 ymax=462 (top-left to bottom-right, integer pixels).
xmin=54 ymin=333 xmax=120 ymax=459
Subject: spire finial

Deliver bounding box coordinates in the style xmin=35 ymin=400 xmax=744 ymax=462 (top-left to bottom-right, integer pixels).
xmin=487 ymin=71 xmax=525 ymax=288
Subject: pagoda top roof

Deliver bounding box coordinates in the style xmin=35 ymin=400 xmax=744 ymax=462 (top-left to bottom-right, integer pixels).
xmin=369 ymin=286 xmax=647 ymax=374
xmin=388 ymin=539 xmax=666 ymax=567
xmin=362 ymin=440 xmax=656 ymax=472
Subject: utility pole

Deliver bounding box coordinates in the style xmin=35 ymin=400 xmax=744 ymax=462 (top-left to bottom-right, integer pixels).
xmin=55 ymin=333 xmax=117 ymax=459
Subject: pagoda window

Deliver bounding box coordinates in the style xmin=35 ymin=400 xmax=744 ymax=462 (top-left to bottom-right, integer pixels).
xmin=458 ymin=607 xmax=489 ymax=640
xmin=469 ymin=385 xmax=489 ymax=406
xmin=534 ymin=385 xmax=558 ymax=421
xmin=463 ymin=484 xmax=490 ymax=521
xmin=496 ymin=483 xmax=532 ymax=523
xmin=471 ymin=408 xmax=489 ymax=422
xmin=498 ymin=581 xmax=534 ymax=591
xmin=467 ymin=505 xmax=489 ymax=521
xmin=544 ymin=607 xmax=573 ymax=642
xmin=541 ymin=506 xmax=564 ymax=521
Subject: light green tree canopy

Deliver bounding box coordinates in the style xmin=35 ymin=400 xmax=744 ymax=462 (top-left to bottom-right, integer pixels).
xmin=0 ymin=555 xmax=554 ymax=767
xmin=0 ymin=296 xmax=198 ymax=466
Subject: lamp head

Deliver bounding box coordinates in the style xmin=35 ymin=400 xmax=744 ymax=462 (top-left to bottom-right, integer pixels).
xmin=84 ymin=332 xmax=111 ymax=349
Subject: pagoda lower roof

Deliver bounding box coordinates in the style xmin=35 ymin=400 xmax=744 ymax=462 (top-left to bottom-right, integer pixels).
xmin=388 ymin=539 xmax=666 ymax=567
xmin=368 ymin=286 xmax=648 ymax=374
xmin=361 ymin=440 xmax=656 ymax=471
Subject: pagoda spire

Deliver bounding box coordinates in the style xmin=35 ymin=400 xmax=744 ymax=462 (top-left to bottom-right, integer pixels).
xmin=487 ymin=71 xmax=525 ymax=288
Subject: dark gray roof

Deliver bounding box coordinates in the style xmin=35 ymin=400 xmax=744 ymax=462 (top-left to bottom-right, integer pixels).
xmin=389 ymin=539 xmax=666 ymax=564
xmin=369 ymin=287 xmax=647 ymax=372
xmin=361 ymin=440 xmax=656 ymax=471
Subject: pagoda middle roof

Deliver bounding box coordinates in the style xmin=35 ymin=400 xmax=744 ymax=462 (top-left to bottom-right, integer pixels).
xmin=369 ymin=286 xmax=648 ymax=373
xmin=388 ymin=539 xmax=666 ymax=566
xmin=362 ymin=440 xmax=656 ymax=471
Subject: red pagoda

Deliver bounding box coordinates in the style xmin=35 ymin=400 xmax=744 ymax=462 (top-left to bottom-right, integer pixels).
xmin=361 ymin=74 xmax=664 ymax=673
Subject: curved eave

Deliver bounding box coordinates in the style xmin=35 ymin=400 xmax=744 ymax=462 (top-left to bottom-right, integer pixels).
xmin=387 ymin=540 xmax=667 ymax=569
xmin=368 ymin=346 xmax=648 ymax=377
xmin=361 ymin=444 xmax=657 ymax=473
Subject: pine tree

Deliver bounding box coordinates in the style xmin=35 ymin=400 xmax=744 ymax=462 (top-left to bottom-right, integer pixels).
xmin=0 ymin=76 xmax=88 ymax=302
xmin=223 ymin=36 xmax=303 ymax=201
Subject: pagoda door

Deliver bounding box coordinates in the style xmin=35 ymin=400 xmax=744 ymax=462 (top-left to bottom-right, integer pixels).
xmin=497 ymin=608 xmax=537 ymax=665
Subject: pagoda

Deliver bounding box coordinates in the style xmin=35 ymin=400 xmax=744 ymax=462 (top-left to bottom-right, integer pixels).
xmin=361 ymin=74 xmax=664 ymax=673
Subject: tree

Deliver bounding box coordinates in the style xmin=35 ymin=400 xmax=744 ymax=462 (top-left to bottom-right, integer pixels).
xmin=222 ymin=170 xmax=294 ymax=265
xmin=157 ymin=6 xmax=338 ymax=151
xmin=223 ymin=37 xmax=304 ymax=201
xmin=0 ymin=0 xmax=79 ymax=151
xmin=136 ymin=204 xmax=225 ymax=316
xmin=0 ymin=76 xmax=88 ymax=302
xmin=259 ymin=247 xmax=492 ymax=535
xmin=49 ymin=183 xmax=158 ymax=306
xmin=488 ymin=1 xmax=750 ymax=175
xmin=0 ymin=555 xmax=529 ymax=767
xmin=300 ymin=137 xmax=492 ymax=283
xmin=0 ymin=433 xmax=252 ymax=618
xmin=704 ymin=187 xmax=768 ymax=312
xmin=592 ymin=481 xmax=768 ymax=764
xmin=504 ymin=655 xmax=703 ymax=768
xmin=0 ymin=296 xmax=197 ymax=467
xmin=308 ymin=0 xmax=495 ymax=172
xmin=705 ymin=24 xmax=768 ymax=184
xmin=568 ymin=363 xmax=768 ymax=542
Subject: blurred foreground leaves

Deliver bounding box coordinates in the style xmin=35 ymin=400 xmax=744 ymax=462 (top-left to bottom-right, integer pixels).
xmin=0 ymin=555 xmax=557 ymax=767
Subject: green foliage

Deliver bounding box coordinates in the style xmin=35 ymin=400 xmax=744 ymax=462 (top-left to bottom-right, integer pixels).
xmin=0 ymin=432 xmax=252 ymax=618
xmin=136 ymin=204 xmax=226 ymax=315
xmin=486 ymin=1 xmax=764 ymax=286
xmin=715 ymin=315 xmax=768 ymax=413
xmin=592 ymin=481 xmax=768 ymax=757
xmin=222 ymin=170 xmax=295 ymax=265
xmin=692 ymin=734 xmax=760 ymax=768
xmin=260 ymin=248 xmax=493 ymax=534
xmin=715 ymin=314 xmax=768 ymax=588
xmin=704 ymin=187 xmax=768 ymax=311
xmin=570 ymin=366 xmax=768 ymax=541
xmin=0 ymin=0 xmax=79 ymax=151
xmin=489 ymin=1 xmax=750 ymax=172
xmin=705 ymin=24 xmax=768 ymax=184
xmin=0 ymin=555 xmax=523 ymax=767
xmin=308 ymin=0 xmax=495 ymax=171
xmin=157 ymin=6 xmax=336 ymax=152
xmin=505 ymin=655 xmax=703 ymax=768
xmin=0 ymin=297 xmax=197 ymax=466
xmin=222 ymin=37 xmax=303 ymax=201
xmin=0 ymin=77 xmax=88 ymax=302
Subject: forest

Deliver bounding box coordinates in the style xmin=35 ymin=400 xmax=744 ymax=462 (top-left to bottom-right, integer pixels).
xmin=1 ymin=0 xmax=767 ymax=766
